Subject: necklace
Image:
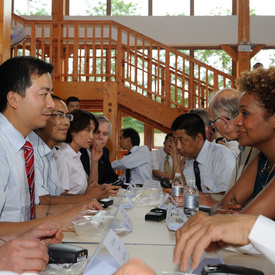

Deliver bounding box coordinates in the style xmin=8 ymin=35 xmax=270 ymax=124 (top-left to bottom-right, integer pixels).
xmin=261 ymin=160 xmax=275 ymax=189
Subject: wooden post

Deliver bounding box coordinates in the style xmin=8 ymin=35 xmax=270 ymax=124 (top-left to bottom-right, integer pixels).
xmin=103 ymin=82 xmax=118 ymax=162
xmin=0 ymin=0 xmax=11 ymax=64
xmin=52 ymin=0 xmax=65 ymax=20
xmin=236 ymin=0 xmax=250 ymax=77
xmin=144 ymin=124 xmax=153 ymax=150
xmin=52 ymin=0 xmax=65 ymax=77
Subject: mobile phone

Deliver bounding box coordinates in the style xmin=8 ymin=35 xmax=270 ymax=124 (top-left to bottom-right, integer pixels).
xmin=112 ymin=179 xmax=124 ymax=186
xmin=145 ymin=208 xmax=167 ymax=222
xmin=98 ymin=198 xmax=114 ymax=208
xmin=160 ymin=177 xmax=172 ymax=188
xmin=201 ymin=264 xmax=264 ymax=275
xmin=199 ymin=205 xmax=211 ymax=214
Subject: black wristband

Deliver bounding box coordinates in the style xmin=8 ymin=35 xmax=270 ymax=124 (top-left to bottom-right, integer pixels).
xmin=216 ymin=137 xmax=226 ymax=143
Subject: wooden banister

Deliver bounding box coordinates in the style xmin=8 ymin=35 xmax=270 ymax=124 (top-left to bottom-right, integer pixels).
xmin=12 ymin=14 xmax=235 ymax=113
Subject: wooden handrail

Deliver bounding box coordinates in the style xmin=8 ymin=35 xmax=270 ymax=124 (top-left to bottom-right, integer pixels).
xmin=12 ymin=14 xmax=235 ymax=111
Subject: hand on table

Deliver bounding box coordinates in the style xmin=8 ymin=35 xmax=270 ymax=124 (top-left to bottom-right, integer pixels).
xmin=173 ymin=211 xmax=257 ymax=272
xmin=214 ymin=196 xmax=242 ymax=215
xmin=199 ymin=192 xmax=218 ymax=207
xmin=85 ymin=183 xmax=108 ymax=199
xmin=85 ymin=199 xmax=104 ymax=210
xmin=16 ymin=222 xmax=63 ymax=245
xmin=0 ymin=238 xmax=49 ymax=274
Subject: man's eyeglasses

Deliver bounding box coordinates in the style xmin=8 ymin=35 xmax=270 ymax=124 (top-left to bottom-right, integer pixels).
xmin=208 ymin=116 xmax=230 ymax=129
xmin=51 ymin=113 xmax=74 ymax=121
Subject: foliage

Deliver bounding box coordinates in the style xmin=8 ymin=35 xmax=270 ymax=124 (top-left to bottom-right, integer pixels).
xmin=85 ymin=0 xmax=140 ymax=16
xmin=122 ymin=117 xmax=144 ymax=133
xmin=15 ymin=0 xmax=50 ymax=16
xmin=194 ymin=50 xmax=232 ymax=75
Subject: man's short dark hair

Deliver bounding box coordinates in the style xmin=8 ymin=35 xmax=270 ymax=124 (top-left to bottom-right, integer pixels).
xmin=66 ymin=96 xmax=80 ymax=105
xmin=121 ymin=128 xmax=140 ymax=146
xmin=66 ymin=109 xmax=98 ymax=143
xmin=0 ymin=56 xmax=54 ymax=112
xmin=171 ymin=113 xmax=206 ymax=141
xmin=164 ymin=133 xmax=173 ymax=145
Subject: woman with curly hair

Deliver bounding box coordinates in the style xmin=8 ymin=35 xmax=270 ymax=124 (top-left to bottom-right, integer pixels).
xmin=211 ymin=67 xmax=275 ymax=219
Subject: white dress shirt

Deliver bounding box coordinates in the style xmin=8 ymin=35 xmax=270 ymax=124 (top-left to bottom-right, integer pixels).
xmin=249 ymin=215 xmax=275 ymax=265
xmin=111 ymin=145 xmax=152 ymax=185
xmin=28 ymin=131 xmax=64 ymax=205
xmin=0 ymin=113 xmax=31 ymax=221
xmin=151 ymin=147 xmax=173 ymax=180
xmin=55 ymin=143 xmax=88 ymax=194
xmin=183 ymin=140 xmax=236 ymax=193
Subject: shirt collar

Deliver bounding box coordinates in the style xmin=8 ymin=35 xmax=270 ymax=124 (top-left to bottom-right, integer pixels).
xmin=61 ymin=142 xmax=81 ymax=158
xmin=0 ymin=113 xmax=26 ymax=153
xmin=27 ymin=131 xmax=53 ymax=157
xmin=196 ymin=140 xmax=209 ymax=165
xmin=130 ymin=145 xmax=139 ymax=153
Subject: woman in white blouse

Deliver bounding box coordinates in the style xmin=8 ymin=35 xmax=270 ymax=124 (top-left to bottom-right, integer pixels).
xmin=55 ymin=109 xmax=99 ymax=194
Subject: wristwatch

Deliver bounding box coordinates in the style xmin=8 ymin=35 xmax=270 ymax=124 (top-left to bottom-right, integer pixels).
xmin=216 ymin=137 xmax=226 ymax=143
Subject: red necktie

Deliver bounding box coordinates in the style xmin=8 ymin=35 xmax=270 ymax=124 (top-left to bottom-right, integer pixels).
xmin=23 ymin=141 xmax=35 ymax=219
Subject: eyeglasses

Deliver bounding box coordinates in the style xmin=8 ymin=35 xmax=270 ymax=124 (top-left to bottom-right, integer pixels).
xmin=173 ymin=137 xmax=188 ymax=145
xmin=208 ymin=116 xmax=230 ymax=129
xmin=51 ymin=113 xmax=74 ymax=121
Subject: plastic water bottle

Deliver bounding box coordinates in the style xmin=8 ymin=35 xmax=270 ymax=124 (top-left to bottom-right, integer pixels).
xmin=171 ymin=173 xmax=183 ymax=206
xmin=184 ymin=179 xmax=199 ymax=217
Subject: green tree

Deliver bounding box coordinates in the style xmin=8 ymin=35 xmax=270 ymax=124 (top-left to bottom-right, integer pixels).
xmin=195 ymin=6 xmax=256 ymax=76
xmin=122 ymin=117 xmax=144 ymax=133
xmin=85 ymin=0 xmax=140 ymax=16
xmin=15 ymin=0 xmax=50 ymax=16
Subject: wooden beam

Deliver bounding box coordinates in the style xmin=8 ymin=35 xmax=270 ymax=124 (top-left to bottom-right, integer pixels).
xmin=236 ymin=52 xmax=250 ymax=77
xmin=117 ymin=85 xmax=183 ymax=129
xmin=107 ymin=0 xmax=111 ymax=16
xmin=251 ymin=44 xmax=265 ymax=59
xmin=0 ymin=0 xmax=11 ymax=64
xmin=53 ymin=81 xmax=105 ymax=100
xmin=236 ymin=0 xmax=250 ymax=77
xmin=148 ymin=0 xmax=152 ymax=16
xmin=144 ymin=125 xmax=154 ymax=150
xmin=237 ymin=0 xmax=250 ymax=43
xmin=190 ymin=0 xmax=194 ymax=16
xmin=220 ymin=45 xmax=238 ymax=62
xmin=103 ymin=82 xmax=118 ymax=162
xmin=65 ymin=0 xmax=69 ymax=15
xmin=52 ymin=0 xmax=65 ymax=20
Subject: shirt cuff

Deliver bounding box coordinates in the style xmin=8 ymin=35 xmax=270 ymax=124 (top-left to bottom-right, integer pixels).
xmin=248 ymin=215 xmax=275 ymax=264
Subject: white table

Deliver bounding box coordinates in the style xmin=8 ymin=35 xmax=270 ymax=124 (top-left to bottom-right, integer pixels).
xmin=63 ymin=206 xmax=176 ymax=246
xmin=63 ymin=205 xmax=274 ymax=275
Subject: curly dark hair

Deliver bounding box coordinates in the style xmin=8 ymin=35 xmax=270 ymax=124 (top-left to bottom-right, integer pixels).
xmin=235 ymin=67 xmax=275 ymax=117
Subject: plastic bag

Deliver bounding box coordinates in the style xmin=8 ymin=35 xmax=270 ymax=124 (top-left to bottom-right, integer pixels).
xmin=41 ymin=256 xmax=90 ymax=275
xmin=115 ymin=186 xmax=169 ymax=207
xmin=71 ymin=210 xmax=127 ymax=237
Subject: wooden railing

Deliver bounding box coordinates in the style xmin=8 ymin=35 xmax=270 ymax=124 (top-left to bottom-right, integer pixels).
xmin=12 ymin=14 xmax=235 ymax=111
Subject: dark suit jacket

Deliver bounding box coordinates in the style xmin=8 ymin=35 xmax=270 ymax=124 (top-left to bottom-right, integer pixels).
xmin=98 ymin=147 xmax=119 ymax=185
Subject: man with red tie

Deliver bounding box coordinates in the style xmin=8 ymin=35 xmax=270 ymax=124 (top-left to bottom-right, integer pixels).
xmin=0 ymin=56 xmax=101 ymax=236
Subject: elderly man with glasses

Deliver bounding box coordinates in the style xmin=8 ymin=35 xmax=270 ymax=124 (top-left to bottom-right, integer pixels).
xmin=208 ymin=88 xmax=260 ymax=192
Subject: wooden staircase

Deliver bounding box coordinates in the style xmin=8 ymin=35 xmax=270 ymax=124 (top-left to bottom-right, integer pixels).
xmin=12 ymin=14 xmax=236 ymax=158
